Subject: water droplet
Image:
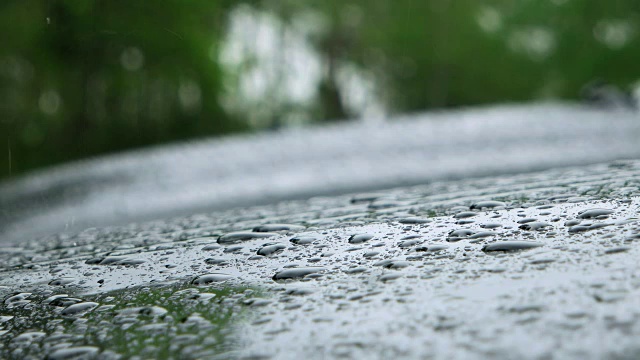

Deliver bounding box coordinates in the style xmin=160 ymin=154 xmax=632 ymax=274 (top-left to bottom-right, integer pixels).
xmin=273 ymin=267 xmax=326 ymax=281
xmin=577 ymin=208 xmax=613 ymax=219
xmin=290 ymin=236 xmax=317 ymax=245
xmin=192 ymin=273 xmax=234 ymax=285
xmin=48 ymin=277 xmax=75 ymax=286
xmin=348 ymin=234 xmax=374 ymax=244
xmin=506 ymin=304 xmax=544 ymax=313
xmin=4 ymin=292 xmax=31 ymax=306
xmin=344 ymin=267 xmax=368 ymax=274
xmin=47 ymin=346 xmax=100 ymax=360
xmin=398 ymin=238 xmax=422 ymax=248
xmin=529 ymin=258 xmax=555 ymax=264
xmin=382 ymin=260 xmax=411 ymax=269
xmin=482 ymin=241 xmax=543 ymax=252
xmin=417 ymin=244 xmax=449 ymax=252
xmin=480 ymin=223 xmax=502 ymax=229
xmin=350 ymin=193 xmax=385 ymax=203
xmin=519 ymin=222 xmax=551 ymax=231
xmin=218 ymin=232 xmax=278 ymax=245
xmin=244 ymin=298 xmax=272 ymax=307
xmin=568 ymin=223 xmax=609 ymax=233
xmin=45 ymin=296 xmax=81 ymax=307
xmin=368 ymin=200 xmax=402 ymax=209
xmin=13 ymin=331 xmax=45 ymax=342
xmin=447 ymin=229 xmax=475 ymax=242
xmin=454 ymin=211 xmax=477 ymax=219
xmin=85 ymin=256 xmax=145 ymax=266
xmin=470 ymin=200 xmax=506 ymax=210
xmin=379 ymin=273 xmax=403 ymax=282
xmin=568 ymin=225 xmax=590 ymax=233
xmin=204 ymin=258 xmax=229 ymax=265
xmin=284 ymin=288 xmax=314 ymax=296
xmin=257 ymin=243 xmax=287 ymax=256
xmin=253 ymin=224 xmax=305 ymax=232
xmin=565 ymin=219 xmax=581 ymax=227
xmin=517 ymin=218 xmax=537 ymax=224
xmin=118 ymin=306 xmax=168 ymax=316
xmin=604 ymin=246 xmax=631 ymax=254
xmin=469 ymin=231 xmax=497 ymax=239
xmin=398 ymin=217 xmax=432 ymax=224
xmin=61 ymin=301 xmax=99 ymax=316
xmin=223 ymin=245 xmax=244 ymax=253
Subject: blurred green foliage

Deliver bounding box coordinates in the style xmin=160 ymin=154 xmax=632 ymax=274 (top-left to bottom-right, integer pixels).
xmin=0 ymin=0 xmax=243 ymax=179
xmin=1 ymin=0 xmax=639 ymax=179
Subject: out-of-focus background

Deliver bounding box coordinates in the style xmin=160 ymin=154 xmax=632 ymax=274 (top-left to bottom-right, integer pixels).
xmin=1 ymin=0 xmax=639 ymax=180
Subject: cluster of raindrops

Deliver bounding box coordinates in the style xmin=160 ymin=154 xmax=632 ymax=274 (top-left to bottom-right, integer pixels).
xmin=1 ymin=160 xmax=640 ymax=358
xmin=1 ymin=283 xmax=261 ymax=359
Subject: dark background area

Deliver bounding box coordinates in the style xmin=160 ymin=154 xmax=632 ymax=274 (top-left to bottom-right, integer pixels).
xmin=1 ymin=0 xmax=639 ymax=179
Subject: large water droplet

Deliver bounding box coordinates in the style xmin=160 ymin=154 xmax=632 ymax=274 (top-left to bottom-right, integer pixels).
xmin=398 ymin=217 xmax=432 ymax=224
xmin=273 ymin=267 xmax=326 ymax=281
xmin=85 ymin=256 xmax=145 ymax=266
xmin=518 ymin=222 xmax=551 ymax=231
xmin=447 ymin=229 xmax=475 ymax=242
xmin=191 ymin=273 xmax=235 ymax=285
xmin=47 ymin=346 xmax=100 ymax=360
xmin=290 ymin=236 xmax=317 ymax=245
xmin=48 ymin=277 xmax=76 ymax=286
xmin=253 ymin=224 xmax=305 ymax=232
xmin=257 ymin=243 xmax=287 ymax=256
xmin=4 ymin=292 xmax=31 ymax=306
xmin=482 ymin=241 xmax=543 ymax=252
xmin=61 ymin=302 xmax=99 ymax=316
xmin=604 ymin=246 xmax=631 ymax=254
xmin=454 ymin=211 xmax=477 ymax=219
xmin=577 ymin=208 xmax=614 ymax=219
xmin=470 ymin=200 xmax=506 ymax=210
xmin=398 ymin=238 xmax=423 ymax=248
xmin=218 ymin=232 xmax=278 ymax=245
xmin=348 ymin=234 xmax=374 ymax=244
